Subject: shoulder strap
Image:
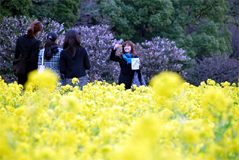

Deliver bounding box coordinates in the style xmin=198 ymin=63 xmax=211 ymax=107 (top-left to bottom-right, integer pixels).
xmin=41 ymin=49 xmax=44 ymax=65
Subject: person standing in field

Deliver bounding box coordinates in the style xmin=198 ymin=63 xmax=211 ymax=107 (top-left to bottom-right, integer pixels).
xmin=60 ymin=29 xmax=91 ymax=88
xmin=14 ymin=21 xmax=43 ymax=86
xmin=38 ymin=32 xmax=63 ymax=82
xmin=110 ymin=41 xmax=141 ymax=89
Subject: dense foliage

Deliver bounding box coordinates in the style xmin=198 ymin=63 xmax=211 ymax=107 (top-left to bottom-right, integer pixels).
xmin=0 ymin=0 xmax=81 ymax=28
xmin=30 ymin=0 xmax=81 ymax=28
xmin=136 ymin=37 xmax=190 ymax=83
xmin=1 ymin=0 xmax=238 ymax=60
xmin=97 ymin=0 xmax=232 ymax=59
xmin=0 ymin=17 xmax=190 ymax=84
xmin=227 ymin=0 xmax=239 ymax=60
xmin=0 ymin=0 xmax=32 ymax=19
xmin=186 ymin=55 xmax=239 ymax=86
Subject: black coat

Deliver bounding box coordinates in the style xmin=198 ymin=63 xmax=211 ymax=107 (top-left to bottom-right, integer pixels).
xmin=14 ymin=34 xmax=40 ymax=73
xmin=110 ymin=49 xmax=139 ymax=89
xmin=60 ymin=47 xmax=91 ymax=78
xmin=110 ymin=49 xmax=137 ymax=75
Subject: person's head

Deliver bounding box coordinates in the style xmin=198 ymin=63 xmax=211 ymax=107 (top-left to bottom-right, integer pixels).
xmin=63 ymin=29 xmax=81 ymax=57
xmin=44 ymin=32 xmax=58 ymax=59
xmin=120 ymin=41 xmax=137 ymax=58
xmin=26 ymin=21 xmax=43 ymax=38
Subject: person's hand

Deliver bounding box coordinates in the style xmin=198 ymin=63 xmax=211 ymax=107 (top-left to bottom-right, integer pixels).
xmin=114 ymin=44 xmax=122 ymax=50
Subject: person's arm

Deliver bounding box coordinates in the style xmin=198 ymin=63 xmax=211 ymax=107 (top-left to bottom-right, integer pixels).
xmin=83 ymin=48 xmax=91 ymax=69
xmin=14 ymin=38 xmax=20 ymax=59
xmin=60 ymin=51 xmax=66 ymax=74
xmin=110 ymin=48 xmax=121 ymax=62
xmin=29 ymin=40 xmax=40 ymax=69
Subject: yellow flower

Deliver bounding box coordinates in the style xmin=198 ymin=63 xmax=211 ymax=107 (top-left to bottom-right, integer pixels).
xmin=0 ymin=77 xmax=238 ymax=160
xmin=206 ymin=79 xmax=216 ymax=86
xmin=201 ymin=88 xmax=232 ymax=113
xmin=25 ymin=69 xmax=58 ymax=90
xmin=150 ymin=71 xmax=184 ymax=97
xmin=60 ymin=95 xmax=80 ymax=112
xmin=72 ymin=78 xmax=79 ymax=84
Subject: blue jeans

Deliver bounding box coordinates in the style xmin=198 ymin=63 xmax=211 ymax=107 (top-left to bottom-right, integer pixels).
xmin=65 ymin=76 xmax=88 ymax=89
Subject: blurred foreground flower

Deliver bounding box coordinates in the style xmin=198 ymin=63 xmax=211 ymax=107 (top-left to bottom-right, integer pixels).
xmin=150 ymin=71 xmax=184 ymax=97
xmin=25 ymin=69 xmax=58 ymax=90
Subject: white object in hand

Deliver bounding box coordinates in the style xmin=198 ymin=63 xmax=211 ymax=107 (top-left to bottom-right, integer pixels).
xmin=131 ymin=58 xmax=140 ymax=70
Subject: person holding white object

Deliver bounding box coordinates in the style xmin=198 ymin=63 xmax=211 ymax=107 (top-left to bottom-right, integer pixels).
xmin=110 ymin=41 xmax=144 ymax=89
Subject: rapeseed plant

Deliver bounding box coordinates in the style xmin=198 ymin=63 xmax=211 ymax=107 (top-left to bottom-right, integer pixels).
xmin=0 ymin=71 xmax=238 ymax=160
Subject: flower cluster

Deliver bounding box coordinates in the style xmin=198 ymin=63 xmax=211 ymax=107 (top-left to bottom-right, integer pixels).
xmin=0 ymin=71 xmax=238 ymax=160
xmin=136 ymin=37 xmax=191 ymax=83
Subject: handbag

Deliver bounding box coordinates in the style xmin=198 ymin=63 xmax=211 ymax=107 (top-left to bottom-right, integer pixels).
xmin=38 ymin=51 xmax=45 ymax=73
xmin=132 ymin=70 xmax=146 ymax=87
xmin=13 ymin=39 xmax=34 ymax=76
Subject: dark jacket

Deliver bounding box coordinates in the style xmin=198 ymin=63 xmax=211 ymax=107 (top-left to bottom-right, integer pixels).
xmin=14 ymin=34 xmax=40 ymax=73
xmin=110 ymin=49 xmax=141 ymax=89
xmin=60 ymin=47 xmax=91 ymax=78
xmin=110 ymin=49 xmax=137 ymax=75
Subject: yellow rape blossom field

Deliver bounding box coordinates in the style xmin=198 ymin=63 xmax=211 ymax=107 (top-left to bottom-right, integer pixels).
xmin=0 ymin=69 xmax=239 ymax=160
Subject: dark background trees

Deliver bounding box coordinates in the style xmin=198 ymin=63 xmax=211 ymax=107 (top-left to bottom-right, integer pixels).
xmin=227 ymin=0 xmax=239 ymax=60
xmin=0 ymin=0 xmax=32 ymax=19
xmin=96 ymin=0 xmax=232 ymax=59
xmin=1 ymin=0 xmax=237 ymax=60
xmin=0 ymin=0 xmax=81 ymax=28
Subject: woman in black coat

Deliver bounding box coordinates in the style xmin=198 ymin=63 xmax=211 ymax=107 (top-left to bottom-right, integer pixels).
xmin=110 ymin=41 xmax=140 ymax=89
xmin=60 ymin=29 xmax=91 ymax=88
xmin=14 ymin=21 xmax=43 ymax=86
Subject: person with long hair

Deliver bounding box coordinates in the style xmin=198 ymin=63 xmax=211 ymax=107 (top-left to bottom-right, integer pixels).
xmin=60 ymin=29 xmax=91 ymax=88
xmin=110 ymin=41 xmax=140 ymax=89
xmin=38 ymin=32 xmax=63 ymax=80
xmin=14 ymin=21 xmax=43 ymax=86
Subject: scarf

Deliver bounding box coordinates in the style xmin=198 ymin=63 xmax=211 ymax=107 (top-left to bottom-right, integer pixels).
xmin=123 ymin=53 xmax=132 ymax=64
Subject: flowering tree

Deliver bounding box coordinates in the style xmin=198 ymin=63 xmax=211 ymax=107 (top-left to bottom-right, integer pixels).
xmin=75 ymin=27 xmax=190 ymax=84
xmin=186 ymin=55 xmax=239 ymax=85
xmin=72 ymin=25 xmax=122 ymax=82
xmin=136 ymin=37 xmax=191 ymax=83
xmin=0 ymin=17 xmax=190 ymax=85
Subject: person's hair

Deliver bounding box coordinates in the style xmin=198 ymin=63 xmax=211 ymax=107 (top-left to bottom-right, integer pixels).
xmin=44 ymin=32 xmax=58 ymax=59
xmin=63 ymin=29 xmax=81 ymax=57
xmin=26 ymin=21 xmax=43 ymax=38
xmin=120 ymin=41 xmax=137 ymax=59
